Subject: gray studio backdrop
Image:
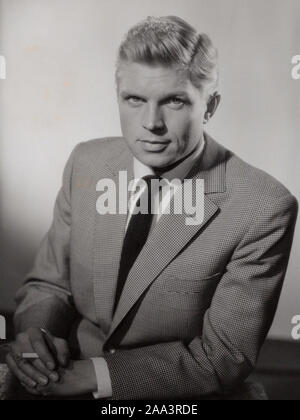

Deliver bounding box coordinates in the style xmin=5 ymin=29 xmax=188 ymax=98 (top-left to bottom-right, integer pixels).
xmin=0 ymin=0 xmax=299 ymax=340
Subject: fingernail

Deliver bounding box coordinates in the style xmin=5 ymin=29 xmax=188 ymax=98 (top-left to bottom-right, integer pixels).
xmin=28 ymin=380 xmax=37 ymax=388
xmin=50 ymin=372 xmax=59 ymax=382
xmin=38 ymin=376 xmax=48 ymax=385
xmin=15 ymin=353 xmax=23 ymax=362
xmin=47 ymin=362 xmax=54 ymax=370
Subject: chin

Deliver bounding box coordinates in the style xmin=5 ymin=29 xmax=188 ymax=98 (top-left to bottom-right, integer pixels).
xmin=139 ymin=153 xmax=175 ymax=169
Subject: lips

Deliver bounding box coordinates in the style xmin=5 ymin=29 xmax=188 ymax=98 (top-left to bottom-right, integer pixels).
xmin=139 ymin=140 xmax=171 ymax=152
xmin=140 ymin=139 xmax=171 ymax=144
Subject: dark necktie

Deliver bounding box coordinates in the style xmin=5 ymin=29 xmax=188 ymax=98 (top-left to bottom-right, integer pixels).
xmin=113 ymin=175 xmax=161 ymax=314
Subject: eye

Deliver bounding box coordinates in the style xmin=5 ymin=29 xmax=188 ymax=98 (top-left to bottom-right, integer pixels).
xmin=166 ymin=97 xmax=185 ymax=109
xmin=126 ymin=96 xmax=144 ymax=106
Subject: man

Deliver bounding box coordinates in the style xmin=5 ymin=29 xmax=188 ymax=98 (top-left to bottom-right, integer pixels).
xmin=6 ymin=16 xmax=298 ymax=399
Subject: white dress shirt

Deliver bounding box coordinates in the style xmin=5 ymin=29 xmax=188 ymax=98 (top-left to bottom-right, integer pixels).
xmin=91 ymin=137 xmax=206 ymax=399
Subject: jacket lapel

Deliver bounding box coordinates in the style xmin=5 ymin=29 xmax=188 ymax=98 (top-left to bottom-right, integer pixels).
xmin=92 ymin=144 xmax=135 ymax=333
xmin=105 ymin=133 xmax=227 ymax=341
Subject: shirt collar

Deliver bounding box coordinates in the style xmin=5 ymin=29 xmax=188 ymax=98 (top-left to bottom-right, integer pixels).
xmin=133 ymin=136 xmax=205 ymax=186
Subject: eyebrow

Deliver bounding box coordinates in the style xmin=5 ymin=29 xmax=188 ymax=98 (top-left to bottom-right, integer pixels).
xmin=119 ymin=90 xmax=190 ymax=100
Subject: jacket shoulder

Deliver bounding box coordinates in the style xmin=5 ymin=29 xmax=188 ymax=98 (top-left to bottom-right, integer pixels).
xmin=77 ymin=136 xmax=125 ymax=155
xmin=70 ymin=137 xmax=126 ymax=167
xmin=226 ymin=148 xmax=296 ymax=202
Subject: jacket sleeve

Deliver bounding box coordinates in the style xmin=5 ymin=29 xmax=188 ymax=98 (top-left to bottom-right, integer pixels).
xmin=103 ymin=193 xmax=298 ymax=400
xmin=13 ymin=144 xmax=81 ymax=338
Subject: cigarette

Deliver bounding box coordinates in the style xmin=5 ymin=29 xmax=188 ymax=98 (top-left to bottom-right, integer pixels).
xmin=0 ymin=344 xmax=39 ymax=360
xmin=21 ymin=353 xmax=39 ymax=359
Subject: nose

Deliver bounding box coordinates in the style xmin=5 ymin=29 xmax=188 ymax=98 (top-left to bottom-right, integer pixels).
xmin=142 ymin=103 xmax=165 ymax=132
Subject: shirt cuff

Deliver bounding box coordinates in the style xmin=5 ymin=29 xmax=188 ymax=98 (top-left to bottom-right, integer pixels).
xmin=90 ymin=357 xmax=113 ymax=399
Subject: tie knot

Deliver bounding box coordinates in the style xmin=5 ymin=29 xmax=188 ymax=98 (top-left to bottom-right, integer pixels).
xmin=141 ymin=175 xmax=164 ymax=196
xmin=142 ymin=174 xmax=162 ymax=185
xmin=131 ymin=176 xmax=164 ymax=207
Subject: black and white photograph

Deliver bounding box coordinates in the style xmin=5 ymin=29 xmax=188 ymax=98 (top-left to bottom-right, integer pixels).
xmin=0 ymin=0 xmax=299 ymax=403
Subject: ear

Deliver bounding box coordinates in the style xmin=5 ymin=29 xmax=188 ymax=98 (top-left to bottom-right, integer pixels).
xmin=203 ymin=92 xmax=221 ymax=124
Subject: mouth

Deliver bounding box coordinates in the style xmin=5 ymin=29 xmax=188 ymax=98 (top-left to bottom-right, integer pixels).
xmin=139 ymin=139 xmax=171 ymax=153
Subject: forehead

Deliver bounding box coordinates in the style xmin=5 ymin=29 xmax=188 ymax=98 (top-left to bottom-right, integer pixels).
xmin=117 ymin=62 xmax=195 ymax=97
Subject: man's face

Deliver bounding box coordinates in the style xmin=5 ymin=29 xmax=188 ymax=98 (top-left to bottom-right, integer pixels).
xmin=117 ymin=62 xmax=208 ymax=169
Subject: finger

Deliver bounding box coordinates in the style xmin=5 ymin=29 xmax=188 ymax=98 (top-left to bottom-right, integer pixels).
xmin=6 ymin=353 xmax=37 ymax=389
xmin=20 ymin=382 xmax=41 ymax=396
xmin=17 ymin=331 xmax=53 ymax=373
xmin=10 ymin=348 xmax=50 ymax=386
xmin=53 ymin=338 xmax=70 ymax=367
xmin=28 ymin=329 xmax=56 ymax=370
xmin=14 ymin=356 xmax=50 ymax=386
xmin=31 ymin=359 xmax=60 ymax=382
xmin=21 ymin=377 xmax=53 ymax=397
xmin=12 ymin=338 xmax=56 ymax=381
xmin=35 ymin=383 xmax=53 ymax=397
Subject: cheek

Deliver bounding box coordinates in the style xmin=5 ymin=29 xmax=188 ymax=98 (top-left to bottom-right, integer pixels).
xmin=183 ymin=108 xmax=205 ymax=134
xmin=167 ymin=112 xmax=194 ymax=140
xmin=166 ymin=112 xmax=204 ymax=153
xmin=189 ymin=116 xmax=204 ymax=135
xmin=119 ymin=108 xmax=141 ymax=136
xmin=119 ymin=112 xmax=134 ymax=136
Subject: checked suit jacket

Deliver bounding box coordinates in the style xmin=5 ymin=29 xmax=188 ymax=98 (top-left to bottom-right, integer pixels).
xmin=14 ymin=133 xmax=298 ymax=400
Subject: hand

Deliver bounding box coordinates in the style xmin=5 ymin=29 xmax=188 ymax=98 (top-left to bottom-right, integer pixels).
xmin=6 ymin=327 xmax=70 ymax=389
xmin=20 ymin=360 xmax=97 ymax=397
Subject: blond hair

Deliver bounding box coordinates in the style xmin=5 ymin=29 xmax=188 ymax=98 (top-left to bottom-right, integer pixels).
xmin=116 ymin=16 xmax=219 ymax=96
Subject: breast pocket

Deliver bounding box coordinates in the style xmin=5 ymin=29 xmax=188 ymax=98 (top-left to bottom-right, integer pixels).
xmin=155 ymin=272 xmax=222 ymax=312
xmin=161 ymin=271 xmax=222 ymax=294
